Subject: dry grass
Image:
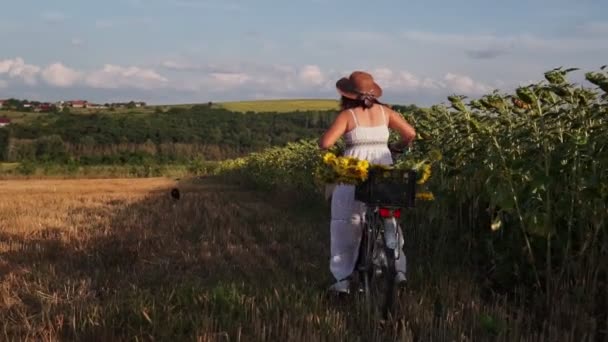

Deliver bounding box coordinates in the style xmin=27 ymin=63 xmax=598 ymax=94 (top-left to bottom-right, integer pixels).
xmin=0 ymin=178 xmax=601 ymax=341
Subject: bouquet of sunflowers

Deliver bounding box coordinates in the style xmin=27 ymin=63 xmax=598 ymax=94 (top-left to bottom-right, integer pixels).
xmin=317 ymin=152 xmax=370 ymax=185
xmin=314 ymin=150 xmax=439 ymax=201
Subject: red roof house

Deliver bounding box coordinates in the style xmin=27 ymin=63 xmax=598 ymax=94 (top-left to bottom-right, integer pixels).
xmin=67 ymin=100 xmax=88 ymax=108
xmin=0 ymin=117 xmax=11 ymax=127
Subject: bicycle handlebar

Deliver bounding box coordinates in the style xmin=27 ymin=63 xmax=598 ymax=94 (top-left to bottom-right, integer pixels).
xmin=388 ymin=143 xmax=411 ymax=156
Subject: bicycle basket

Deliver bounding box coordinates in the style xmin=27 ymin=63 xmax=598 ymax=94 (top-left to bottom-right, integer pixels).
xmin=354 ymin=168 xmax=417 ymax=208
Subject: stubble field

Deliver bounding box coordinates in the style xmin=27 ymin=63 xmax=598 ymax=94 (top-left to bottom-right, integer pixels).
xmin=0 ymin=178 xmax=595 ymax=341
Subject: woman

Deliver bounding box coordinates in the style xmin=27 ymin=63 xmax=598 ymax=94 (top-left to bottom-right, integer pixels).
xmin=318 ymin=71 xmax=417 ymax=294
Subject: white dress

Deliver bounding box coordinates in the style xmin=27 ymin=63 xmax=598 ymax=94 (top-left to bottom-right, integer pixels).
xmin=329 ymin=106 xmax=407 ymax=282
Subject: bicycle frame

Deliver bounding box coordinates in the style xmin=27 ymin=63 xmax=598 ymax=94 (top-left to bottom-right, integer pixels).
xmin=361 ymin=206 xmax=401 ymax=260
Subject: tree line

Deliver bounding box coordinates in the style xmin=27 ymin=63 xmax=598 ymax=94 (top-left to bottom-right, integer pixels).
xmin=0 ymin=105 xmax=354 ymax=165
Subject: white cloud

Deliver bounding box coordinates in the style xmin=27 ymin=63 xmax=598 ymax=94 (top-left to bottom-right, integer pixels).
xmin=85 ymin=64 xmax=168 ymax=89
xmin=161 ymin=59 xmax=499 ymax=101
xmin=363 ymin=67 xmax=489 ymax=95
xmin=0 ymin=58 xmax=170 ymax=91
xmin=209 ymin=72 xmax=250 ymax=86
xmin=161 ymin=59 xmax=201 ymax=71
xmin=299 ymin=65 xmax=324 ymax=85
xmin=442 ymin=73 xmax=494 ymax=94
xmin=0 ymin=57 xmax=41 ymax=85
xmin=41 ymin=63 xmax=83 ymax=87
xmin=370 ymin=68 xmax=436 ymax=90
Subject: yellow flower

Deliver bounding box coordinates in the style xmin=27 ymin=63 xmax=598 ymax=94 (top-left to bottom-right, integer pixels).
xmin=357 ymin=159 xmax=370 ymax=170
xmin=416 ymin=192 xmax=435 ymax=201
xmin=417 ymin=164 xmax=432 ymax=184
xmin=359 ymin=169 xmax=369 ymax=181
xmin=323 ymin=152 xmax=337 ymax=165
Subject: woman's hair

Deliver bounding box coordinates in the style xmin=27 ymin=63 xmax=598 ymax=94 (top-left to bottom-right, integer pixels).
xmin=339 ymin=96 xmax=389 ymax=110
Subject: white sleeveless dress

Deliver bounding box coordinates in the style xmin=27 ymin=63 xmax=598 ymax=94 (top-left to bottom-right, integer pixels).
xmin=329 ymin=106 xmax=406 ymax=282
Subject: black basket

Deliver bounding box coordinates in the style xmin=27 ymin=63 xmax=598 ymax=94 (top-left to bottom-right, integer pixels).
xmin=354 ymin=168 xmax=417 ymax=208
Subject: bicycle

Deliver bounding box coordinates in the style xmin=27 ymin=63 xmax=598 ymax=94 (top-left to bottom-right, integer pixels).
xmin=352 ymin=149 xmax=417 ymax=320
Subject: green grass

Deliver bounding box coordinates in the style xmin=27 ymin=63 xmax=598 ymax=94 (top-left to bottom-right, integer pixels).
xmin=218 ymin=99 xmax=339 ymax=113
xmin=0 ymin=110 xmax=47 ymax=123
xmin=0 ymin=162 xmax=20 ymax=172
xmin=0 ymin=163 xmax=206 ymax=179
xmin=69 ymin=107 xmax=155 ymax=115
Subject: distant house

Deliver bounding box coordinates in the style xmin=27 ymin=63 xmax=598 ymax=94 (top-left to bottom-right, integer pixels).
xmin=0 ymin=117 xmax=11 ymax=127
xmin=0 ymin=100 xmax=5 ymax=108
xmin=67 ymin=100 xmax=88 ymax=108
xmin=35 ymin=103 xmax=54 ymax=112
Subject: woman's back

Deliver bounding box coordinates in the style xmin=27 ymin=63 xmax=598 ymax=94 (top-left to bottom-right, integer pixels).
xmin=344 ymin=103 xmax=388 ymax=131
xmin=343 ymin=104 xmax=392 ymax=165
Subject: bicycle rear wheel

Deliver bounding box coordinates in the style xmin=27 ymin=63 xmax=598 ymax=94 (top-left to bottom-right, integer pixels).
xmin=356 ymin=216 xmax=375 ymax=312
xmin=361 ymin=225 xmax=399 ymax=320
xmin=380 ymin=245 xmax=398 ymax=319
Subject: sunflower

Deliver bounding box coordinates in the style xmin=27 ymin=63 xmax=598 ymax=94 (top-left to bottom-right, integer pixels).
xmin=323 ymin=152 xmax=337 ymax=165
xmin=416 ymin=192 xmax=435 ymax=201
xmin=417 ymin=164 xmax=432 ymax=185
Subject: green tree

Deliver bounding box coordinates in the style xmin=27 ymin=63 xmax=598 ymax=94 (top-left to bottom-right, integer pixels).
xmin=35 ymin=135 xmax=67 ymax=161
xmin=0 ymin=129 xmax=9 ymax=161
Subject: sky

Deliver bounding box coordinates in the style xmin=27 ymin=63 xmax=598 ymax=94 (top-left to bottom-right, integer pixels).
xmin=1 ymin=0 xmax=607 ymax=105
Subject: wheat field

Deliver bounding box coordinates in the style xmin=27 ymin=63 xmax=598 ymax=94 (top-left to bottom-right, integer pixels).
xmin=0 ymin=177 xmax=595 ymax=341
xmin=218 ymin=99 xmax=339 ymax=113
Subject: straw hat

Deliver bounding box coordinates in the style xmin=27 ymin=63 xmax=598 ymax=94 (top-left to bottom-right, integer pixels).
xmin=335 ymin=71 xmax=383 ymax=100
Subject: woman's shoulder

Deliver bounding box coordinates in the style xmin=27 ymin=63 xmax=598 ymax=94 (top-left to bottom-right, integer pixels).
xmin=337 ymin=108 xmax=355 ymax=117
xmin=374 ymin=102 xmax=392 ymax=110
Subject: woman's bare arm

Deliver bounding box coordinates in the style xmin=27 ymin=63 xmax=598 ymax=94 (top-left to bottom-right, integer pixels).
xmin=388 ymin=109 xmax=416 ymax=147
xmin=318 ymin=112 xmax=349 ymax=149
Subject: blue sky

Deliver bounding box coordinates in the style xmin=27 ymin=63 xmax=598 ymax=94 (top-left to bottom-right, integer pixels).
xmin=1 ymin=0 xmax=607 ymax=105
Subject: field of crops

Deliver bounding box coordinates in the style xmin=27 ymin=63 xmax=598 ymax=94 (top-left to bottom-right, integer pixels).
xmin=218 ymin=99 xmax=339 ymax=113
xmin=0 ymin=176 xmax=595 ymax=342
